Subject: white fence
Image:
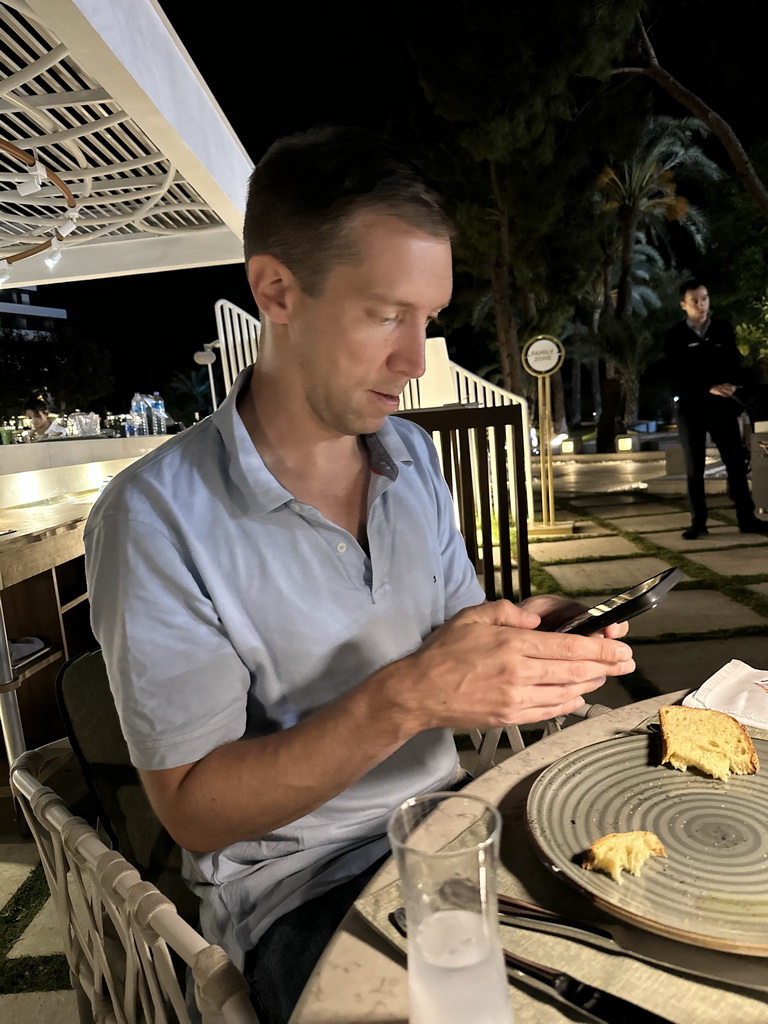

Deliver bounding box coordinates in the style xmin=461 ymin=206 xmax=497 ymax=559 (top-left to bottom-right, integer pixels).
xmin=214 ymin=298 xmax=261 ymax=394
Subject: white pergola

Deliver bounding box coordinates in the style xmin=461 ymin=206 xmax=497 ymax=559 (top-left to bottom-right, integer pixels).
xmin=0 ymin=0 xmax=253 ymax=287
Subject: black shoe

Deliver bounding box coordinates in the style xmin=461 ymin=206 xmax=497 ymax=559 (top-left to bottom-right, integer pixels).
xmin=738 ymin=517 xmax=768 ymax=534
xmin=682 ymin=525 xmax=708 ymax=540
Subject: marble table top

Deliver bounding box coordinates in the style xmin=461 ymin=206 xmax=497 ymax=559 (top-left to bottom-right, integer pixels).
xmin=290 ymin=691 xmax=768 ymax=1024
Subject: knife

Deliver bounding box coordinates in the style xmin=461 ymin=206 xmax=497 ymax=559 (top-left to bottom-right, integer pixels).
xmin=391 ymin=906 xmax=673 ymax=1024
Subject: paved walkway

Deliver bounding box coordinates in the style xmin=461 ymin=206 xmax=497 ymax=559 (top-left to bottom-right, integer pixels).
xmin=1 ymin=452 xmax=766 ymax=1021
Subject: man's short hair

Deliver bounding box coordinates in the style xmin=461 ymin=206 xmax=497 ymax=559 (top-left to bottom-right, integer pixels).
xmin=680 ymin=278 xmax=707 ymax=298
xmin=243 ymin=125 xmax=454 ymax=297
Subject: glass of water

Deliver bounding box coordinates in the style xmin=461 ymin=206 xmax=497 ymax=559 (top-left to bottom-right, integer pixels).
xmin=388 ymin=791 xmax=514 ymax=1024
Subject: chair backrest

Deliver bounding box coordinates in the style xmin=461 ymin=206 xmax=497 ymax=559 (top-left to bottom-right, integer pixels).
xmin=397 ymin=403 xmax=530 ymax=602
xmin=11 ymin=745 xmax=258 ymax=1024
xmin=56 ymin=649 xmax=199 ymax=925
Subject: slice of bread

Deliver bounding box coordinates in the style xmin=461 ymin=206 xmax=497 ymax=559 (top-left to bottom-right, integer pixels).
xmin=582 ymin=831 xmax=666 ymax=884
xmin=659 ymin=705 xmax=759 ymax=781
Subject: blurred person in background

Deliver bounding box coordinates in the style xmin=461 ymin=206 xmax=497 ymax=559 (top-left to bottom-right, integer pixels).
xmin=23 ymin=396 xmax=67 ymax=440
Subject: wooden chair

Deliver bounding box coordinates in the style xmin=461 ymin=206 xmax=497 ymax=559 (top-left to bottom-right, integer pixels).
xmin=10 ymin=743 xmax=258 ymax=1024
xmin=397 ymin=404 xmax=532 ymax=771
xmin=397 ymin=402 xmax=531 ymax=603
xmin=55 ymin=649 xmax=199 ymax=926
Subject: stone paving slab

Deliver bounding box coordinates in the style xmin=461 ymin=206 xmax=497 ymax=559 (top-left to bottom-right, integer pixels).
xmin=0 ymin=992 xmax=78 ymax=1023
xmin=646 ymin=526 xmax=768 ymax=552
xmin=646 ymin=477 xmax=727 ymax=496
xmin=544 ymin=556 xmax=687 ymax=593
xmin=586 ymin=591 xmax=766 ymax=638
xmin=578 ymin=502 xmax=683 ymax=519
xmin=0 ymin=843 xmax=38 ymax=909
xmin=572 ymin=521 xmax=617 ymax=537
xmin=569 ymin=493 xmax=644 ymax=507
xmin=9 ymin=896 xmax=62 ymax=957
xmin=529 ymin=536 xmax=641 ymax=565
xmin=634 ymin=636 xmax=768 ymax=694
xmin=603 ymin=512 xmax=691 ymax=533
xmin=683 ymin=546 xmax=768 ymax=576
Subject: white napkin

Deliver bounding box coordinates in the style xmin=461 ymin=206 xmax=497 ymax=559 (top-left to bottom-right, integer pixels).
xmin=683 ymin=659 xmax=768 ymax=731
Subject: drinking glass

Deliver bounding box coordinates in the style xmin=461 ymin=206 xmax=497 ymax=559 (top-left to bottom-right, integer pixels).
xmin=388 ymin=791 xmax=514 ymax=1024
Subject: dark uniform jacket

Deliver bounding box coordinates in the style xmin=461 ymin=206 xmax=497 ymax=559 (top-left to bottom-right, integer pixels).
xmin=663 ymin=317 xmax=746 ymax=419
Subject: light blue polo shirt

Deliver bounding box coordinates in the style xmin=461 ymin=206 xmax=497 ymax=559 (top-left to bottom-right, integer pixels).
xmin=84 ymin=366 xmax=485 ymax=965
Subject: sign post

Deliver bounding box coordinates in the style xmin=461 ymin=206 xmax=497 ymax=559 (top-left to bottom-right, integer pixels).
xmin=521 ymin=334 xmax=574 ymax=536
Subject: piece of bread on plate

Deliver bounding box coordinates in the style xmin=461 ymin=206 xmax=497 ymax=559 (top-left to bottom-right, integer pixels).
xmin=582 ymin=831 xmax=666 ymax=884
xmin=659 ymin=705 xmax=759 ymax=781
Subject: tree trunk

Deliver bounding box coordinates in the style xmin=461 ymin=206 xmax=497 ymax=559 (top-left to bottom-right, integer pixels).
xmin=571 ymin=355 xmax=582 ymax=427
xmin=615 ymin=209 xmax=639 ymax=320
xmin=488 ymin=160 xmax=524 ymax=395
xmin=489 ymin=259 xmax=522 ymax=394
xmin=597 ymin=361 xmax=622 ymax=452
xmin=590 ymin=358 xmax=602 ymax=419
xmin=615 ymin=18 xmax=768 ymax=220
xmin=624 ymin=384 xmax=639 ymax=429
xmin=550 ymin=369 xmax=567 ymax=436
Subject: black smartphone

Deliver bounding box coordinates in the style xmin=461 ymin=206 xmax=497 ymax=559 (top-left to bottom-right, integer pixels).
xmin=550 ymin=567 xmax=684 ymax=636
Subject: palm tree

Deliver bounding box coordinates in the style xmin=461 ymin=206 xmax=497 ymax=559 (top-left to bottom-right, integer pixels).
xmin=597 ymin=115 xmax=723 ymax=320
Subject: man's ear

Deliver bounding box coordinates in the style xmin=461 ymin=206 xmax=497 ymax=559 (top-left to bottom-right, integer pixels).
xmin=247 ymin=255 xmax=298 ymax=324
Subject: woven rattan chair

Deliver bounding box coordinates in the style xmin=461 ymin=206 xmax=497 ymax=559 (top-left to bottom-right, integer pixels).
xmin=11 ymin=744 xmax=258 ymax=1024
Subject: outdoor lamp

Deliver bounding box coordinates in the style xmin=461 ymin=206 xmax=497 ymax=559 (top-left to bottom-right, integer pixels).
xmin=615 ymin=434 xmax=638 ymax=452
xmin=560 ymin=436 xmax=582 ymax=454
xmin=193 ymin=341 xmax=220 ymax=411
xmin=15 ymin=159 xmax=46 ymax=196
xmin=44 ymin=240 xmax=62 ymax=269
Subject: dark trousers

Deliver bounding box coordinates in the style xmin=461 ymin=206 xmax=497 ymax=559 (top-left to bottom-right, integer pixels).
xmin=242 ymin=773 xmax=473 ymax=1024
xmin=243 ymin=851 xmax=390 ymax=1024
xmin=677 ymin=407 xmax=753 ymax=527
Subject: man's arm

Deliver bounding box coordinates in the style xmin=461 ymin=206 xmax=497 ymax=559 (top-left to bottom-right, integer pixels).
xmin=140 ymin=598 xmax=634 ymax=852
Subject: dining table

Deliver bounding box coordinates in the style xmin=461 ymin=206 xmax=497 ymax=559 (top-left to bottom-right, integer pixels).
xmin=289 ymin=690 xmax=768 ymax=1024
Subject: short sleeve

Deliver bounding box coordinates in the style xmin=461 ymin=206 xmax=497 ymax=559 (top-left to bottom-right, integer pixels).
xmin=85 ymin=511 xmax=252 ymax=771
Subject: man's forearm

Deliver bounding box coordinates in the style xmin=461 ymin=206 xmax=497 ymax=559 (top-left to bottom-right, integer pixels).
xmin=140 ymin=659 xmax=422 ymax=853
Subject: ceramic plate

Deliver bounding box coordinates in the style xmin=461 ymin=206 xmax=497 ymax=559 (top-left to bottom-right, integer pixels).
xmin=525 ymin=732 xmax=768 ymax=955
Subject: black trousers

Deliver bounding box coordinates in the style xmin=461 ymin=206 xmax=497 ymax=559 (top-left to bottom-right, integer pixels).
xmin=677 ymin=405 xmax=753 ymax=527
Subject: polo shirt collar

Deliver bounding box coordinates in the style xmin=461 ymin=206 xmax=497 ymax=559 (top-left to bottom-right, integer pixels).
xmin=211 ymin=365 xmax=415 ymax=513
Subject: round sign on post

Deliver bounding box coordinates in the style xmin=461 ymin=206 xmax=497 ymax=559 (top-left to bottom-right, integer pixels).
xmin=521 ymin=334 xmax=565 ymax=378
xmin=522 ymin=334 xmax=567 ymax=532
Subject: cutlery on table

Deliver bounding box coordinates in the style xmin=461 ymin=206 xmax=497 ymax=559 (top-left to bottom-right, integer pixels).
xmin=440 ymin=878 xmax=768 ymax=993
xmin=391 ymin=905 xmax=674 ymax=1024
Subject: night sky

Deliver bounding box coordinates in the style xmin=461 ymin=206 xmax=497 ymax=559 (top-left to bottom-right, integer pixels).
xmin=31 ymin=1 xmax=768 ymax=412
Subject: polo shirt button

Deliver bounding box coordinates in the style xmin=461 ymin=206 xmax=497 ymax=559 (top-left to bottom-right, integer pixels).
xmin=289 ymin=501 xmax=301 ymax=512
xmin=336 ymin=542 xmax=347 ymax=553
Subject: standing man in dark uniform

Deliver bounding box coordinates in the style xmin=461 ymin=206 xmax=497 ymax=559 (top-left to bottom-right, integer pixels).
xmin=664 ymin=280 xmax=768 ymax=539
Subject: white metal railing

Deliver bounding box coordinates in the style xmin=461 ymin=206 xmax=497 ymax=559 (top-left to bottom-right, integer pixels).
xmin=214 ymin=299 xmax=261 ymax=394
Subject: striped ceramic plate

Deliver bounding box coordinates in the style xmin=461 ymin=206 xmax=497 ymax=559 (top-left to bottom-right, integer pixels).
xmin=525 ymin=731 xmax=768 ymax=955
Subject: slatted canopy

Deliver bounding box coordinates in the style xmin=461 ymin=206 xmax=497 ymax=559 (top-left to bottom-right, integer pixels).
xmin=0 ymin=0 xmax=253 ymax=287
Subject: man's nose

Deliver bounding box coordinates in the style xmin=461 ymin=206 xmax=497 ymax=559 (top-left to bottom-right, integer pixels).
xmin=390 ymin=321 xmax=427 ymax=379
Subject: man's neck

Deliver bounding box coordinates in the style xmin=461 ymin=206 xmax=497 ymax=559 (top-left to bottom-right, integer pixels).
xmin=686 ymin=313 xmax=711 ymax=337
xmin=237 ymin=365 xmax=365 ymax=489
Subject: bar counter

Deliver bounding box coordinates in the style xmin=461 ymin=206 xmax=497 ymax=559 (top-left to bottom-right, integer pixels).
xmin=0 ymin=434 xmax=170 ymax=780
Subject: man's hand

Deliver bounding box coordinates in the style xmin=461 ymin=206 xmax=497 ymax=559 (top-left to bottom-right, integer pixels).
xmin=394 ymin=599 xmax=634 ymax=730
xmin=709 ymin=382 xmax=737 ymax=398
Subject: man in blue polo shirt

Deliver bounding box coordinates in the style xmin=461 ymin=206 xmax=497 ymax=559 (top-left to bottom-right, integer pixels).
xmin=85 ymin=126 xmax=634 ymax=1024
